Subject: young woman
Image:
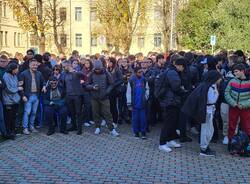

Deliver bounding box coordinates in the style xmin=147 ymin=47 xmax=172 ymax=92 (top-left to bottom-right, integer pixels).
xmin=2 ymin=62 xmax=21 ymax=139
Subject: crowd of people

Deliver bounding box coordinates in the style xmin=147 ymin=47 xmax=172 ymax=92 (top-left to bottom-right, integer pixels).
xmin=0 ymin=48 xmax=250 ymax=157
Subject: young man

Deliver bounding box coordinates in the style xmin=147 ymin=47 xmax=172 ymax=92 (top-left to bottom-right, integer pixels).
xmin=182 ymin=70 xmax=222 ymax=156
xmin=43 ymin=76 xmax=68 ymax=136
xmin=61 ymin=61 xmax=83 ymax=135
xmin=86 ymin=60 xmax=119 ymax=136
xmin=158 ymin=58 xmax=187 ymax=153
xmin=19 ymin=59 xmax=46 ymax=135
xmin=225 ymin=64 xmax=250 ymax=147
xmin=130 ymin=67 xmax=147 ymax=139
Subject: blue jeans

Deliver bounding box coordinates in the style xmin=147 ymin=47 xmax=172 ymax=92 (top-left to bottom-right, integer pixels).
xmin=23 ymin=94 xmax=39 ymax=129
xmin=0 ymin=101 xmax=7 ymax=135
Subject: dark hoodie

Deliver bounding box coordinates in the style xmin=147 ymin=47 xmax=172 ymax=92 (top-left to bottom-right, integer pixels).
xmin=181 ymin=70 xmax=221 ymax=124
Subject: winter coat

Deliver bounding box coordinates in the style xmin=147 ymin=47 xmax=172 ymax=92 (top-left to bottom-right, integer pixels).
xmin=225 ymin=77 xmax=250 ymax=109
xmin=2 ymin=73 xmax=20 ymax=105
xmin=61 ymin=71 xmax=83 ymax=96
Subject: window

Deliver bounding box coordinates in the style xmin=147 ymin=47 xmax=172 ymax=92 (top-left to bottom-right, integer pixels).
xmin=60 ymin=34 xmax=67 ymax=47
xmin=18 ymin=33 xmax=20 ymax=46
xmin=90 ymin=8 xmax=97 ymax=21
xmin=154 ymin=33 xmax=162 ymax=47
xmin=4 ymin=31 xmax=7 ymax=46
xmin=14 ymin=32 xmax=16 ymax=46
xmin=154 ymin=6 xmax=161 ymax=20
xmin=60 ymin=7 xmax=67 ymax=21
xmin=75 ymin=7 xmax=82 ymax=21
xmin=0 ymin=31 xmax=3 ymax=46
xmin=30 ymin=34 xmax=38 ymax=46
xmin=91 ymin=35 xmax=97 ymax=46
xmin=75 ymin=34 xmax=82 ymax=47
xmin=138 ymin=36 xmax=145 ymax=48
xmin=2 ymin=2 xmax=7 ymax=17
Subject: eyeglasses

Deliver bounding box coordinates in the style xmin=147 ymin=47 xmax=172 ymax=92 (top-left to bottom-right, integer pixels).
xmin=0 ymin=60 xmax=7 ymax=63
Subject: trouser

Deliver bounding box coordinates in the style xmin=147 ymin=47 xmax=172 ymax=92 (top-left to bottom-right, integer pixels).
xmin=220 ymin=103 xmax=229 ymax=136
xmin=23 ymin=94 xmax=39 ymax=129
xmin=118 ymin=91 xmax=130 ymax=123
xmin=228 ymin=107 xmax=250 ymax=141
xmin=132 ymin=108 xmax=147 ymax=134
xmin=159 ymin=106 xmax=179 ymax=145
xmin=4 ymin=104 xmax=18 ymax=135
xmin=200 ymin=111 xmax=214 ymax=150
xmin=179 ymin=111 xmax=189 ymax=137
xmin=147 ymin=97 xmax=158 ymax=126
xmin=66 ymin=96 xmax=82 ymax=131
xmin=44 ymin=105 xmax=68 ymax=132
xmin=0 ymin=101 xmax=7 ymax=136
xmin=91 ymin=99 xmax=114 ymax=131
xmin=82 ymin=91 xmax=92 ymax=123
xmin=35 ymin=96 xmax=44 ymax=127
xmin=109 ymin=94 xmax=119 ymax=124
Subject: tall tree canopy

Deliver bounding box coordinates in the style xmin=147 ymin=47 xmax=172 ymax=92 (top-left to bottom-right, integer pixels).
xmin=94 ymin=0 xmax=150 ymax=54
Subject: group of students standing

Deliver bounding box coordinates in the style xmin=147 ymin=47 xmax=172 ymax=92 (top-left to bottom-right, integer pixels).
xmin=0 ymin=49 xmax=249 ymax=156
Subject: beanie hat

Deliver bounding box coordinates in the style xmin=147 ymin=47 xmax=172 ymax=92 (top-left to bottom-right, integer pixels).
xmin=93 ymin=60 xmax=103 ymax=70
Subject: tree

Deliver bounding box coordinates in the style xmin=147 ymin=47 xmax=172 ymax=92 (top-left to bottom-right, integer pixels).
xmin=44 ymin=0 xmax=66 ymax=54
xmin=8 ymin=0 xmax=47 ymax=53
xmin=94 ymin=0 xmax=150 ymax=54
xmin=176 ymin=0 xmax=220 ymax=51
xmin=214 ymin=0 xmax=250 ymax=51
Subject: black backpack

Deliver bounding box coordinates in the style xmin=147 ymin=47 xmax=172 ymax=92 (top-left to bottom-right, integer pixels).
xmin=154 ymin=69 xmax=169 ymax=99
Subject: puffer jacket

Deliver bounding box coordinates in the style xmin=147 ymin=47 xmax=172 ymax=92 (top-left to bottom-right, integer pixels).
xmin=159 ymin=65 xmax=186 ymax=108
xmin=86 ymin=69 xmax=113 ymax=100
xmin=225 ymin=77 xmax=250 ymax=109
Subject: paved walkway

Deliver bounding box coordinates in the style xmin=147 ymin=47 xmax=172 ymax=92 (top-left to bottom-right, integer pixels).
xmin=0 ymin=124 xmax=249 ymax=184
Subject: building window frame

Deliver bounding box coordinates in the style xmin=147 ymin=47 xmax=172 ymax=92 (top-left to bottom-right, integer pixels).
xmin=75 ymin=33 xmax=82 ymax=47
xmin=75 ymin=7 xmax=82 ymax=21
xmin=154 ymin=33 xmax=162 ymax=47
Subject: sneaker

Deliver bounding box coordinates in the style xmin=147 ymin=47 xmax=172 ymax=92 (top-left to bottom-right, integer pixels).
xmin=84 ymin=122 xmax=91 ymax=127
xmin=190 ymin=127 xmax=199 ymax=135
xmin=101 ymin=120 xmax=106 ymax=126
xmin=95 ymin=128 xmax=101 ymax=135
xmin=110 ymin=129 xmax=119 ymax=137
xmin=141 ymin=132 xmax=147 ymax=140
xmin=222 ymin=136 xmax=229 ymax=145
xmin=67 ymin=126 xmax=77 ymax=132
xmin=167 ymin=140 xmax=181 ymax=148
xmin=89 ymin=121 xmax=95 ymax=125
xmin=47 ymin=130 xmax=55 ymax=136
xmin=23 ymin=128 xmax=30 ymax=135
xmin=112 ymin=123 xmax=118 ymax=129
xmin=200 ymin=147 xmax=216 ymax=156
xmin=30 ymin=127 xmax=38 ymax=133
xmin=60 ymin=130 xmax=68 ymax=135
xmin=176 ymin=129 xmax=180 ymax=135
xmin=77 ymin=130 xmax=82 ymax=135
xmin=159 ymin=144 xmax=172 ymax=153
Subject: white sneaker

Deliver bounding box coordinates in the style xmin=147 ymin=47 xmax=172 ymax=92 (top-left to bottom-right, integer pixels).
xmin=23 ymin=128 xmax=30 ymax=135
xmin=190 ymin=127 xmax=199 ymax=135
xmin=167 ymin=140 xmax=181 ymax=148
xmin=30 ymin=127 xmax=38 ymax=133
xmin=89 ymin=121 xmax=95 ymax=125
xmin=66 ymin=117 xmax=71 ymax=124
xmin=222 ymin=136 xmax=229 ymax=145
xmin=176 ymin=129 xmax=180 ymax=135
xmin=159 ymin=144 xmax=172 ymax=153
xmin=84 ymin=122 xmax=91 ymax=127
xmin=110 ymin=129 xmax=119 ymax=137
xmin=95 ymin=128 xmax=101 ymax=135
xmin=113 ymin=123 xmax=118 ymax=129
xmin=101 ymin=120 xmax=106 ymax=126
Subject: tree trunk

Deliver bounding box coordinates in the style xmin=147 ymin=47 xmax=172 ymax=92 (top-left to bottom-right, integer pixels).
xmin=39 ymin=32 xmax=46 ymax=54
xmin=37 ymin=0 xmax=45 ymax=54
xmin=122 ymin=35 xmax=132 ymax=55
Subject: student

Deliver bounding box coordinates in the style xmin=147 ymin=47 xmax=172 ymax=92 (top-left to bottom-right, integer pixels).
xmin=86 ymin=60 xmax=119 ymax=137
xmin=225 ymin=64 xmax=250 ymax=149
xmin=2 ymin=63 xmax=21 ymax=140
xmin=182 ymin=70 xmax=222 ymax=156
xmin=19 ymin=59 xmax=46 ymax=135
xmin=129 ymin=67 xmax=147 ymax=139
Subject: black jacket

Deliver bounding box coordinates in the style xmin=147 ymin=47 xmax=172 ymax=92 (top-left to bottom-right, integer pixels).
xmin=159 ymin=65 xmax=186 ymax=108
xmin=19 ymin=69 xmax=45 ymax=97
xmin=61 ymin=71 xmax=83 ymax=96
xmin=38 ymin=64 xmax=52 ymax=82
xmin=182 ymin=70 xmax=221 ymax=124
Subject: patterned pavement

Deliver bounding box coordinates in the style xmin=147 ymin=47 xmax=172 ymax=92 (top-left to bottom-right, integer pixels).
xmin=0 ymin=124 xmax=249 ymax=184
